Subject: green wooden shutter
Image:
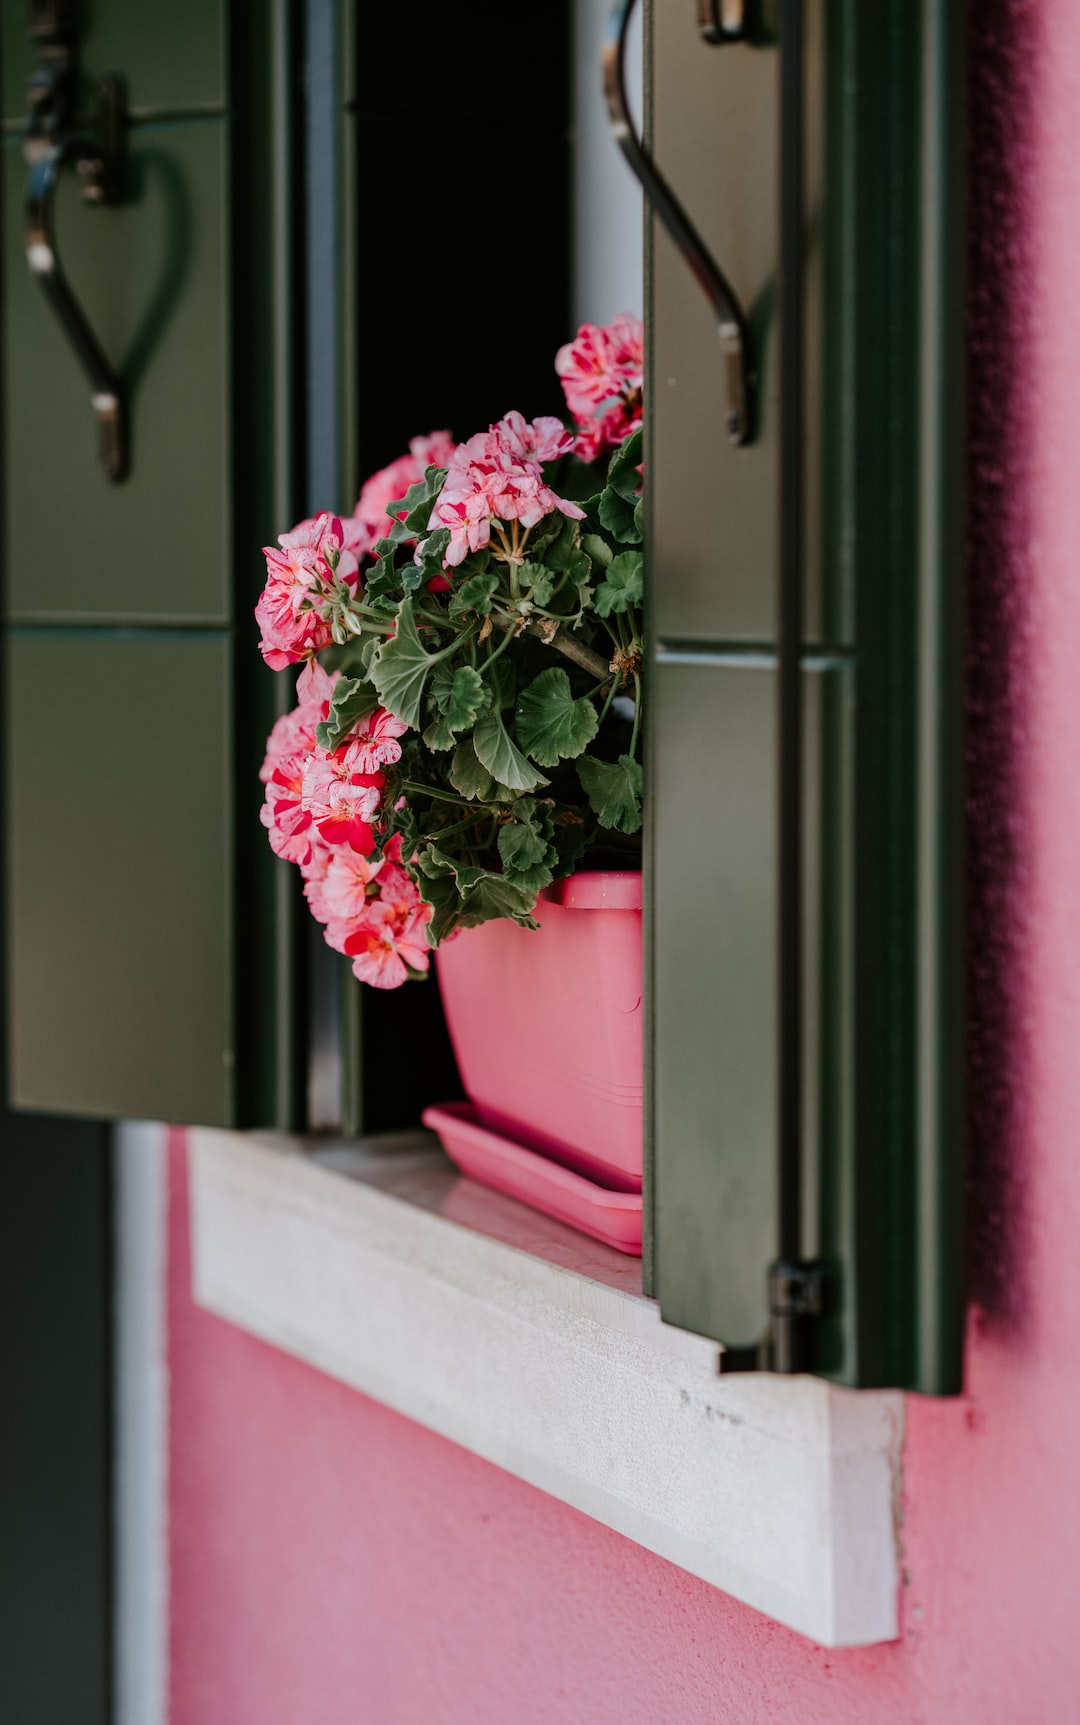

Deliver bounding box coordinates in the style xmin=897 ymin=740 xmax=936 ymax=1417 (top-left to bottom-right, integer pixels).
xmin=2 ymin=0 xmax=299 ymax=1125
xmin=646 ymin=0 xmax=964 ymax=1391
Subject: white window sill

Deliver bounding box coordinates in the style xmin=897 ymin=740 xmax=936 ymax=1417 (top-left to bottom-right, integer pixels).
xmin=189 ymin=1127 xmax=902 ymax=1647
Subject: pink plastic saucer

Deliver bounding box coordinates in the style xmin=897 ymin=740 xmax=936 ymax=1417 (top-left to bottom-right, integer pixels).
xmin=422 ymin=1101 xmax=643 ymax=1256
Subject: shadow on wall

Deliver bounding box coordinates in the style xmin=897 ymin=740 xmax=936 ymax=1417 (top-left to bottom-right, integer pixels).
xmin=964 ymin=0 xmax=1039 ymax=1335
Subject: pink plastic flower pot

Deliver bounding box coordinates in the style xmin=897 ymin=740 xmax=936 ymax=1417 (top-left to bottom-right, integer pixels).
xmin=425 ymin=872 xmax=643 ymax=1250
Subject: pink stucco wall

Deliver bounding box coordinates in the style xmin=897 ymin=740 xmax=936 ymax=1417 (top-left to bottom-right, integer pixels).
xmin=169 ymin=5 xmax=1080 ymax=1719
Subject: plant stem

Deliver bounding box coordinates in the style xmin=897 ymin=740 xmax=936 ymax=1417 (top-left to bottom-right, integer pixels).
xmin=596 ymin=669 xmax=622 ymax=728
xmin=523 ymin=620 xmax=610 ymax=682
xmin=424 ymin=812 xmax=492 ymax=842
xmin=629 ymin=672 xmax=642 ymax=758
xmin=481 ymin=618 xmax=519 ymax=670
xmin=402 ymin=780 xmax=473 ymax=808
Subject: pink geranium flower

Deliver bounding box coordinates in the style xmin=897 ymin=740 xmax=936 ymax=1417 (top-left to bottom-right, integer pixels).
xmin=352 ymin=430 xmax=457 ymax=554
xmin=259 ymin=662 xmax=343 ymax=865
xmin=260 ymin=751 xmax=315 ymax=865
xmin=298 ymin=833 xmax=334 ymax=920
xmin=496 ymin=411 xmax=574 ymax=465
xmin=431 ymin=491 xmax=499 ymax=566
xmin=259 ymin=704 xmax=320 ymax=785
xmin=256 ymin=513 xmax=359 ymax=670
xmin=339 ymin=706 xmax=408 ymax=774
xmin=259 ymin=662 xmax=337 ymax=784
xmin=301 ymin=751 xmax=385 ymax=855
xmin=316 ymin=846 xmax=385 ymax=925
xmin=303 ymin=838 xmax=383 ymax=924
xmin=555 ymin=314 xmax=644 ymax=461
xmin=342 ymin=866 xmax=433 ymax=989
xmin=429 ymin=413 xmax=585 ymax=567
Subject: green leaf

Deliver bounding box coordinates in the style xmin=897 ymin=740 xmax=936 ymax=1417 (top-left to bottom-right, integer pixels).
xmin=581 ymin=533 xmax=613 ymax=571
xmin=389 ymin=796 xmax=422 ymax=864
xmin=457 ymin=874 xmax=539 ymax=926
xmin=606 ymin=428 xmax=644 ymax=500
xmin=487 ymin=657 xmax=517 ymax=710
xmin=515 ymin=667 xmax=599 ymax=767
xmin=473 ymin=707 xmax=549 ymax=792
xmin=418 ymin=844 xmax=486 ymax=887
xmin=593 ymin=550 xmax=644 ymax=618
xmin=553 ymin=818 xmax=589 ymax=876
xmin=422 ymin=711 xmax=457 ymax=751
xmin=445 ymin=665 xmax=490 ymax=729
xmin=371 ymin=598 xmax=439 ymax=728
xmin=448 ymin=571 xmax=499 ymax=618
xmin=576 ymin=753 xmax=643 ymax=833
xmin=365 ymin=540 xmax=400 ymax=601
xmin=504 ymin=859 xmax=555 ymax=895
xmin=314 ymin=675 xmax=378 ymax=752
xmin=355 ymin=632 xmax=382 ymax=676
xmin=416 ymin=846 xmax=540 ymax=943
xmin=598 ymin=486 xmax=641 ymax=544
xmin=517 ymin=563 xmax=555 ymax=606
xmin=497 ymin=807 xmax=550 ymax=872
xmin=387 ymin=467 xmax=448 ymax=543
xmin=539 ymin=514 xmax=582 ymax=574
xmin=386 ymin=475 xmax=431 ymax=524
xmin=430 ymin=662 xmax=455 ymax=712
xmin=523 ymin=513 xmax=568 ymax=562
xmin=416 ymin=527 xmax=451 ymax=571
xmin=449 ymin=737 xmax=495 ymax=800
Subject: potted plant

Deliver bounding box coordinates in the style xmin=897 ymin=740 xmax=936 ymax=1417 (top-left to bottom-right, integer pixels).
xmin=256 ymin=317 xmax=646 ymax=1251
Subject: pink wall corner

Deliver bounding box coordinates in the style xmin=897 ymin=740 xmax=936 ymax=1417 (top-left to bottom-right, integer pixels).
xmin=168 ymin=4 xmax=1080 ymax=1720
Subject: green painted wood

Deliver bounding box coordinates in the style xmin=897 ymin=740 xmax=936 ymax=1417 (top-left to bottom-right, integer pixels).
xmin=798 ymin=658 xmax=855 ymax=1374
xmin=2 ymin=0 xmax=226 ymax=124
xmin=650 ymin=659 xmax=778 ymax=1345
xmin=650 ymin=658 xmax=850 ymax=1349
xmin=650 ymin=18 xmax=780 ymax=645
xmin=825 ymin=0 xmax=966 ymax=1392
xmin=647 ymin=0 xmax=965 ymax=1390
xmin=228 ymin=0 xmax=308 ymax=1133
xmin=7 ymin=634 xmax=234 ymax=1121
xmin=3 ymin=1 xmax=303 ymax=1128
xmin=2 ymin=122 xmax=230 ymax=624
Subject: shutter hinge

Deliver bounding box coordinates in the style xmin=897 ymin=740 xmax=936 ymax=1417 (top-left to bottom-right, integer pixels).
xmin=717 ymin=1259 xmax=827 ymax=1375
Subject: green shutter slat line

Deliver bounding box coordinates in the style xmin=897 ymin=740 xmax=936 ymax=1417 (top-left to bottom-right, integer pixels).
xmin=645 ymin=0 xmax=964 ymax=1392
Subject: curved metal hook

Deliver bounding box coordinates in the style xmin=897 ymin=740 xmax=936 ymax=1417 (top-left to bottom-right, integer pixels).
xmin=24 ymin=137 xmax=127 ymax=483
xmin=603 ymin=0 xmax=752 ymax=444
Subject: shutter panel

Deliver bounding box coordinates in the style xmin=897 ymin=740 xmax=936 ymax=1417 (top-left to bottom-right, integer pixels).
xmin=2 ymin=0 xmax=298 ymax=1125
xmin=646 ymin=0 xmax=964 ymax=1390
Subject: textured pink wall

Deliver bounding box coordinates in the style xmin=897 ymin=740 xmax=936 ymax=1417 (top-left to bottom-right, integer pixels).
xmin=170 ymin=5 xmax=1080 ymax=1719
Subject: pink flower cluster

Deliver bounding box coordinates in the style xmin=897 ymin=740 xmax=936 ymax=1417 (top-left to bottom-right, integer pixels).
xmin=256 ymin=513 xmax=361 ymax=671
xmin=555 ymin=313 xmax=644 ymax=462
xmin=350 ymin=429 xmax=457 ymax=560
xmin=428 ymin=411 xmax=585 ymax=567
xmin=259 ymin=662 xmax=432 ymax=988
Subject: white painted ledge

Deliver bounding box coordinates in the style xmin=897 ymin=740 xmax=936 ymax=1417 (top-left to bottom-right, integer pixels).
xmin=189 ymin=1127 xmax=902 ymax=1647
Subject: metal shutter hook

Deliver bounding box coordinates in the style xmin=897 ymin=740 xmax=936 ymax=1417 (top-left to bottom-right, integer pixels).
xmin=603 ymin=0 xmax=753 ymax=445
xmin=23 ymin=2 xmax=128 ymax=483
